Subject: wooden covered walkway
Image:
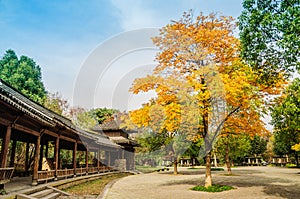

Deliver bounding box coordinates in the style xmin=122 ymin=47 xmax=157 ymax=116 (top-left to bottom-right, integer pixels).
xmin=0 ymin=79 xmax=122 ymax=190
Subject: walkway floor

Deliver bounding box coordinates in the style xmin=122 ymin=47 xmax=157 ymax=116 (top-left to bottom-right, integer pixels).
xmin=104 ymin=166 xmax=300 ymax=199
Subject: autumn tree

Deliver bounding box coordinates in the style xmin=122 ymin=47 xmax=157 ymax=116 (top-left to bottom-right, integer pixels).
xmin=271 ymin=78 xmax=300 ymax=167
xmin=44 ymin=92 xmax=70 ymax=116
xmin=0 ymin=49 xmax=47 ymax=103
xmin=128 ymin=11 xmax=280 ymax=187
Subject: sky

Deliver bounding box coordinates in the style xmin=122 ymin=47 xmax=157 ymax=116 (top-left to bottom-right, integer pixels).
xmin=0 ymin=0 xmax=244 ymax=111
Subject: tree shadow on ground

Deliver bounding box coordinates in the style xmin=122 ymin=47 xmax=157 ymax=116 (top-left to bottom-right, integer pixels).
xmin=161 ymin=170 xmax=300 ymax=199
xmin=158 ymin=169 xmax=229 ymax=175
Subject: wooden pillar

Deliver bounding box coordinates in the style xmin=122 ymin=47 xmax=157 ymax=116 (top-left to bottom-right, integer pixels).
xmin=45 ymin=141 xmax=49 ymax=158
xmin=32 ymin=135 xmax=40 ymax=185
xmin=38 ymin=142 xmax=44 ymax=171
xmin=85 ymin=147 xmax=88 ymax=175
xmin=0 ymin=126 xmax=12 ymax=168
xmin=25 ymin=142 xmax=30 ymax=173
xmin=73 ymin=142 xmax=77 ymax=177
xmin=54 ymin=137 xmax=59 ymax=180
xmin=9 ymin=139 xmax=17 ymax=167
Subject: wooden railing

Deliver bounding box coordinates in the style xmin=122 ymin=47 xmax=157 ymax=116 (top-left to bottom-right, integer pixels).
xmin=88 ymin=167 xmax=98 ymax=174
xmin=37 ymin=170 xmax=55 ymax=183
xmin=36 ymin=166 xmax=116 ymax=184
xmin=0 ymin=167 xmax=14 ymax=184
xmin=56 ymin=168 xmax=74 ymax=179
xmin=75 ymin=167 xmax=87 ymax=176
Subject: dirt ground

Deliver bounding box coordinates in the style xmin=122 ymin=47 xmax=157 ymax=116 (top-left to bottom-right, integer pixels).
xmin=105 ymin=166 xmax=300 ymax=199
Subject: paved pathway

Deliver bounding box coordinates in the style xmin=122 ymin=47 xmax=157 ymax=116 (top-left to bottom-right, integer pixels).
xmin=104 ymin=167 xmax=300 ymax=199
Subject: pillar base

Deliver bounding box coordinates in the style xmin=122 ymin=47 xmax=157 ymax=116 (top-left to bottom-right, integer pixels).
xmin=31 ymin=180 xmax=38 ymax=186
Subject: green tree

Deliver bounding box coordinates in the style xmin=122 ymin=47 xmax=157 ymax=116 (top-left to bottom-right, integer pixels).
xmin=249 ymin=135 xmax=267 ymax=156
xmin=70 ymin=107 xmax=97 ymax=130
xmin=239 ymin=0 xmax=300 ymax=84
xmin=215 ymin=134 xmax=251 ymax=174
xmin=0 ymin=49 xmax=47 ymax=103
xmin=271 ymin=78 xmax=300 ymax=166
xmin=90 ymin=107 xmax=119 ymax=124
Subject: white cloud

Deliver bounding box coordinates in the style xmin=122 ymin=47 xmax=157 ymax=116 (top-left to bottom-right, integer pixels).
xmin=110 ymin=0 xmax=159 ymax=30
xmin=110 ymin=0 xmax=243 ymax=31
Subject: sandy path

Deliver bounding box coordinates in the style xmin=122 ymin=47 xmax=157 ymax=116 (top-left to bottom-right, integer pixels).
xmin=105 ymin=166 xmax=300 ymax=199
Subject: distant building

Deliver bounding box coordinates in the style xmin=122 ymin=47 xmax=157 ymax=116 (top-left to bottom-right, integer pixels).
xmin=92 ymin=115 xmax=137 ymax=171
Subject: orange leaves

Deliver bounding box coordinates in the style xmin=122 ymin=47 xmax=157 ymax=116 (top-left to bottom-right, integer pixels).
xmin=152 ymin=12 xmax=239 ymax=75
xmin=129 ymin=104 xmax=151 ymax=128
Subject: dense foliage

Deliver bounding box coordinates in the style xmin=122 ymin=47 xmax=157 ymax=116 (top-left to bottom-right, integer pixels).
xmin=0 ymin=49 xmax=47 ymax=103
xmin=239 ymin=0 xmax=300 ymax=84
xmin=271 ymin=78 xmax=300 ymax=166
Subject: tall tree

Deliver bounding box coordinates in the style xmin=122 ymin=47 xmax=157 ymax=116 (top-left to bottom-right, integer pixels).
xmin=239 ymin=0 xmax=300 ymax=84
xmin=128 ymin=12 xmax=280 ymax=187
xmin=271 ymin=78 xmax=300 ymax=166
xmin=0 ymin=49 xmax=47 ymax=103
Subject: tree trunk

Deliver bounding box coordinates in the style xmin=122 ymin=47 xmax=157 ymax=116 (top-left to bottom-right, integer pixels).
xmin=225 ymin=139 xmax=232 ymax=175
xmin=295 ymin=152 xmax=299 ymax=168
xmin=173 ymin=159 xmax=178 ymax=175
xmin=213 ymin=153 xmax=218 ymax=167
xmin=205 ymin=152 xmax=212 ymax=188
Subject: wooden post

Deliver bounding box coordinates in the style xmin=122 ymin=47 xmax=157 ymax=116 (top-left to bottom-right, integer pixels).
xmin=73 ymin=142 xmax=77 ymax=177
xmin=45 ymin=141 xmax=49 ymax=158
xmin=54 ymin=137 xmax=59 ymax=180
xmin=9 ymin=139 xmax=17 ymax=167
xmin=85 ymin=147 xmax=88 ymax=175
xmin=38 ymin=142 xmax=44 ymax=171
xmin=0 ymin=126 xmax=12 ymax=168
xmin=32 ymin=135 xmax=40 ymax=185
xmin=25 ymin=142 xmax=30 ymax=174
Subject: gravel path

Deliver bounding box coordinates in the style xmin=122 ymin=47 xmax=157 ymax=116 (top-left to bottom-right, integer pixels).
xmin=104 ymin=166 xmax=300 ymax=199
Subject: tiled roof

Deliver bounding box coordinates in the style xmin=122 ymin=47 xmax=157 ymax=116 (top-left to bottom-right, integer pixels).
xmin=0 ymin=79 xmax=119 ymax=149
xmin=93 ymin=119 xmax=121 ymax=131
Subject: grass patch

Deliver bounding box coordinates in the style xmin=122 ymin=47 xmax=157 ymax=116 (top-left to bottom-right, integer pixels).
xmin=188 ymin=167 xmax=201 ymax=170
xmin=191 ymin=184 xmax=234 ymax=192
xmin=211 ymin=167 xmax=224 ymax=171
xmin=62 ymin=173 xmax=131 ymax=196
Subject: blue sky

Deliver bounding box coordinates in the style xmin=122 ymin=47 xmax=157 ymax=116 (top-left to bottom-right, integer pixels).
xmin=0 ymin=0 xmax=244 ymax=110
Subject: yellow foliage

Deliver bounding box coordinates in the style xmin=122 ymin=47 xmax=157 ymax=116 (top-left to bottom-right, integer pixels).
xmin=128 ymin=12 xmax=284 ymax=142
xmin=292 ymin=143 xmax=300 ymax=151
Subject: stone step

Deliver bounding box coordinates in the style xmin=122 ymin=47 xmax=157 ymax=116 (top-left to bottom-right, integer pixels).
xmin=43 ymin=192 xmax=61 ymax=199
xmin=30 ymin=188 xmax=54 ymax=198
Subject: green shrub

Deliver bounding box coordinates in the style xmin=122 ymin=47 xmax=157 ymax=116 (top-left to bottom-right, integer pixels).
xmin=191 ymin=184 xmax=234 ymax=192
